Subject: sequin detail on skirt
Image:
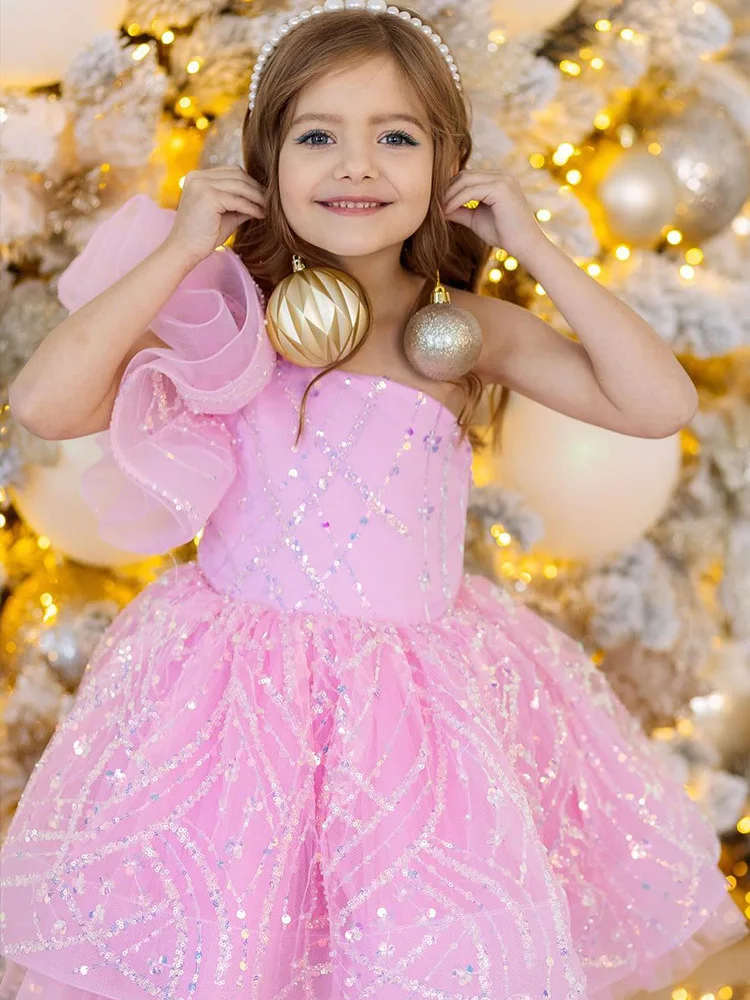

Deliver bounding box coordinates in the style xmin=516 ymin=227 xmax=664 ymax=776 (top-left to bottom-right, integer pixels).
xmin=1 ymin=564 xmax=745 ymax=1000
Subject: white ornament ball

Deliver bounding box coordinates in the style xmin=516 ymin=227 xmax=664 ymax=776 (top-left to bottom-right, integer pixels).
xmin=491 ymin=393 xmax=682 ymax=561
xmin=0 ymin=0 xmax=128 ymax=88
xmin=590 ymin=145 xmax=680 ymax=248
xmin=11 ymin=435 xmax=150 ymax=568
xmin=640 ymin=96 xmax=750 ymax=243
xmin=489 ymin=0 xmax=579 ymax=37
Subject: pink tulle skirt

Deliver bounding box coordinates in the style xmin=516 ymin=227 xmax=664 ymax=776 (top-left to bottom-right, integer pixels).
xmin=1 ymin=564 xmax=746 ymax=1000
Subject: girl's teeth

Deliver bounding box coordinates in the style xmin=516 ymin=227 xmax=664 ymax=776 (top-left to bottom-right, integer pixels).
xmin=328 ymin=201 xmax=381 ymax=208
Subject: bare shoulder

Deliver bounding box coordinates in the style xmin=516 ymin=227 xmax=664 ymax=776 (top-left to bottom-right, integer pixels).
xmin=442 ymin=283 xmax=480 ymax=311
xmin=442 ymin=284 xmax=523 ymax=349
xmin=442 ymin=284 xmax=552 ymax=384
xmin=443 ymin=284 xmax=515 ymax=327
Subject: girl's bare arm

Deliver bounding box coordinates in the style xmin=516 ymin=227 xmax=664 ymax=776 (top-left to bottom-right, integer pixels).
xmin=10 ymin=168 xmax=267 ymax=442
xmin=472 ymin=237 xmax=698 ymax=439
xmin=442 ymin=170 xmax=697 ymax=438
xmin=9 ymin=242 xmax=200 ymax=441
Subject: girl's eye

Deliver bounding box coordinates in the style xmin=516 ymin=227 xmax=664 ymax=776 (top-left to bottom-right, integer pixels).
xmin=296 ymin=130 xmax=334 ymax=146
xmin=382 ymin=130 xmax=418 ymax=146
xmin=294 ymin=129 xmax=419 ymax=147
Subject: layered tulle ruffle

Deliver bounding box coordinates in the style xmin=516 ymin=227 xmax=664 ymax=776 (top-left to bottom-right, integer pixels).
xmin=56 ymin=195 xmax=276 ymax=553
xmin=1 ymin=566 xmax=745 ymax=1000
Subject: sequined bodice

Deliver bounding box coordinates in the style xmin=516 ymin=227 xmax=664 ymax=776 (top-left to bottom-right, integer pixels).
xmin=198 ymin=361 xmax=473 ymax=621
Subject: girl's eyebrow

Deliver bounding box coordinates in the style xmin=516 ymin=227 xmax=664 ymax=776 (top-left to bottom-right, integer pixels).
xmin=290 ymin=112 xmax=427 ymax=131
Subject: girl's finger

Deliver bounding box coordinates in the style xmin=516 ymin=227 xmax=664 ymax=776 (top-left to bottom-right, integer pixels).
xmin=443 ymin=179 xmax=477 ymax=205
xmin=442 ymin=174 xmax=487 ymax=201
xmin=200 ymin=165 xmax=247 ymax=174
xmin=203 ymin=165 xmax=256 ymax=181
xmin=444 ymin=169 xmax=497 ymax=194
xmin=226 ymin=166 xmax=269 ymax=196
xmin=443 ymin=175 xmax=471 ymax=200
xmin=209 ymin=179 xmax=267 ymax=208
xmin=442 ymin=185 xmax=493 ymax=216
xmin=446 ymin=176 xmax=501 ymax=202
xmin=189 ymin=168 xmax=268 ymax=202
xmin=446 ymin=170 xmax=511 ymax=194
xmin=217 ymin=193 xmax=266 ymax=218
xmin=443 ymin=206 xmax=477 ymax=230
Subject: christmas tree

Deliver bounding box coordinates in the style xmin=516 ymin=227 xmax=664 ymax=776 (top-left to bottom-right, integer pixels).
xmin=1 ymin=0 xmax=749 ymax=993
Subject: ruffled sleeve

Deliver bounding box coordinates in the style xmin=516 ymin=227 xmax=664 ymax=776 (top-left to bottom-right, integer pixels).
xmin=56 ymin=194 xmax=276 ymax=554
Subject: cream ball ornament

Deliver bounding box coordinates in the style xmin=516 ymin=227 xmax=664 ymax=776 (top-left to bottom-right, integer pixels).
xmin=639 ymin=95 xmax=750 ymax=242
xmin=11 ymin=435 xmax=151 ymax=568
xmin=0 ymin=0 xmax=128 ymax=88
xmin=490 ymin=393 xmax=682 ymax=561
xmin=489 ymin=0 xmax=579 ymax=37
xmin=583 ymin=144 xmax=680 ymax=248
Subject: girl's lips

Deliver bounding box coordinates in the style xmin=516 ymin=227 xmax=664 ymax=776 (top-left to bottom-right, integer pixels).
xmin=316 ymin=202 xmax=390 ymax=216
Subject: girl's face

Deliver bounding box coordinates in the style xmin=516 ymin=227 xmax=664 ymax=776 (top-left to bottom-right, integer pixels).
xmin=277 ymin=55 xmax=434 ymax=260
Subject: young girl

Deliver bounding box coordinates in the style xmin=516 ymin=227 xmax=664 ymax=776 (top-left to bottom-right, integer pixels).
xmin=1 ymin=3 xmax=747 ymax=999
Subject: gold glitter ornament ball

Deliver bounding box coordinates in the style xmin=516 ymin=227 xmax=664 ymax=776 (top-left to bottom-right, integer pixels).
xmin=265 ymin=255 xmax=369 ymax=367
xmin=404 ymin=280 xmax=483 ymax=381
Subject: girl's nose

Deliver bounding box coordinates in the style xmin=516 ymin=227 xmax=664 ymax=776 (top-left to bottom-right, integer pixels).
xmin=332 ymin=147 xmax=380 ymax=182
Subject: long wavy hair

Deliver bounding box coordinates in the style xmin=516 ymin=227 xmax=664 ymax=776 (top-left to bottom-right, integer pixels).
xmin=232 ymin=6 xmax=505 ymax=439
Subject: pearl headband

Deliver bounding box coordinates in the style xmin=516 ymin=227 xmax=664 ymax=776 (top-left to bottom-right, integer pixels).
xmin=247 ymin=0 xmax=462 ymax=113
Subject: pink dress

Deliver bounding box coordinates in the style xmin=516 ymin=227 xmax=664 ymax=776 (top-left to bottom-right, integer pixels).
xmin=0 ymin=195 xmax=746 ymax=1000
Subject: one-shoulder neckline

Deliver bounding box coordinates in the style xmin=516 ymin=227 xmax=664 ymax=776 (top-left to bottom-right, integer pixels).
xmin=310 ymin=366 xmax=473 ymax=458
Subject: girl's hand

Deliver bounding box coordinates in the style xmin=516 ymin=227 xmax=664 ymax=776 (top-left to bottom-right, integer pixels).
xmin=164 ymin=166 xmax=267 ymax=266
xmin=442 ymin=169 xmax=546 ymax=259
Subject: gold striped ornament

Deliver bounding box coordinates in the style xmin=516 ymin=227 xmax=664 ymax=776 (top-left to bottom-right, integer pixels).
xmin=265 ymin=255 xmax=369 ymax=367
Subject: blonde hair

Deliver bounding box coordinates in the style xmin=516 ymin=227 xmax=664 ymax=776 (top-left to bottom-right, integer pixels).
xmin=232 ymin=6 xmax=505 ymax=439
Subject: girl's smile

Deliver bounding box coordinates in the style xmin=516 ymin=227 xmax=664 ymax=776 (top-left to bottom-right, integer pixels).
xmin=316 ymin=199 xmax=392 ymax=215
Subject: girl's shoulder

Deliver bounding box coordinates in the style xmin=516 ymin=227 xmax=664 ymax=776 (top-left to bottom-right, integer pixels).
xmin=445 ymin=284 xmax=490 ymax=331
xmin=443 ymin=284 xmax=510 ymax=330
xmin=445 ymin=284 xmax=507 ymax=320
